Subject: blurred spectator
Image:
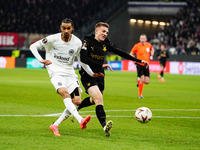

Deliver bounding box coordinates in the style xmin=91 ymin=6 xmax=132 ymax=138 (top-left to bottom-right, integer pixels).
xmin=0 ymin=0 xmax=124 ymax=34
xmin=150 ymin=0 xmax=200 ymax=55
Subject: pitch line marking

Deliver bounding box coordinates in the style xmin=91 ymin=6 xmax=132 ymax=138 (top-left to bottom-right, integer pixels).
xmin=0 ymin=109 xmax=200 ymax=119
xmin=79 ymin=109 xmax=200 ymax=113
xmin=0 ymin=114 xmax=200 ymax=119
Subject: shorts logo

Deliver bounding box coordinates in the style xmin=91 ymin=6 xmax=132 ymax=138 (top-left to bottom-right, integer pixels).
xmin=87 ymin=83 xmax=91 ymax=86
xmin=69 ymin=49 xmax=74 ymax=55
xmin=42 ymin=38 xmax=47 ymax=44
xmin=58 ymin=82 xmax=62 ymax=86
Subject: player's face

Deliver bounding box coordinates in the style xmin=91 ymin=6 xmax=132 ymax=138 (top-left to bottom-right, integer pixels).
xmin=95 ymin=26 xmax=109 ymax=42
xmin=160 ymin=45 xmax=165 ymax=51
xmin=60 ymin=23 xmax=74 ymax=41
xmin=140 ymin=35 xmax=147 ymax=44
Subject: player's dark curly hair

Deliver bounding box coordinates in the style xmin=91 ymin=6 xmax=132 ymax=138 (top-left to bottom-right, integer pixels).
xmin=61 ymin=18 xmax=74 ymax=27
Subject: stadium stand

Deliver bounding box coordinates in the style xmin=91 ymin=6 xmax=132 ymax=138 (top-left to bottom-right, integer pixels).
xmin=0 ymin=0 xmax=126 ymax=36
xmin=150 ymin=0 xmax=200 ymax=55
xmin=0 ymin=0 xmax=199 ymax=59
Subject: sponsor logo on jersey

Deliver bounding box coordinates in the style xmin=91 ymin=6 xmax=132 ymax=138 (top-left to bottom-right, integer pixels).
xmin=54 ymin=53 xmax=70 ymax=63
xmin=146 ymin=48 xmax=150 ymax=52
xmin=90 ymin=53 xmax=104 ymax=60
xmin=42 ymin=38 xmax=47 ymax=44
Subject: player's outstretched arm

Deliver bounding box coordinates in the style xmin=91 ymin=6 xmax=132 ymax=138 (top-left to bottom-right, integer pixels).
xmin=108 ymin=46 xmax=142 ymax=63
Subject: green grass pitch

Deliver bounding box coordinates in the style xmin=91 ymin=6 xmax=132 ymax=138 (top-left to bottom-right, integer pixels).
xmin=0 ymin=68 xmax=200 ymax=150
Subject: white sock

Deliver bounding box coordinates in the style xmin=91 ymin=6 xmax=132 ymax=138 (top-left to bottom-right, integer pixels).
xmin=103 ymin=126 xmax=106 ymax=131
xmin=53 ymin=108 xmax=70 ymax=126
xmin=74 ymin=104 xmax=79 ymax=110
xmin=63 ymin=98 xmax=82 ymax=124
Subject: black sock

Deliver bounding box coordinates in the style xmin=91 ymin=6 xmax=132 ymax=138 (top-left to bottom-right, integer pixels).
xmin=96 ymin=105 xmax=106 ymax=127
xmin=78 ymin=97 xmax=94 ymax=110
xmin=160 ymin=71 xmax=163 ymax=77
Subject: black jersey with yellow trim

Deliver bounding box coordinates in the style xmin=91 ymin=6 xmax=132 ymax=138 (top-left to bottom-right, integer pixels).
xmin=80 ymin=34 xmax=142 ymax=75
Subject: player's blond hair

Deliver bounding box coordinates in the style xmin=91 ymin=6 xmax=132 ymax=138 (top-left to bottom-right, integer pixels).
xmin=95 ymin=22 xmax=109 ymax=29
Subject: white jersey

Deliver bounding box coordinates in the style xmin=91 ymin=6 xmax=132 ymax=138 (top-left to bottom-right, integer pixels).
xmin=30 ymin=33 xmax=94 ymax=77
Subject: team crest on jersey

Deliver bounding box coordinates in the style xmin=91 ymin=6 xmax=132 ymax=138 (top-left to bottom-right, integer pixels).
xmin=146 ymin=48 xmax=150 ymax=52
xmin=42 ymin=38 xmax=47 ymax=44
xmin=103 ymin=45 xmax=107 ymax=51
xmin=69 ymin=49 xmax=74 ymax=55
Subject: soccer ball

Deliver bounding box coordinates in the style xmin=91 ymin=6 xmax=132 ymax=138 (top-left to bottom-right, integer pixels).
xmin=135 ymin=107 xmax=152 ymax=123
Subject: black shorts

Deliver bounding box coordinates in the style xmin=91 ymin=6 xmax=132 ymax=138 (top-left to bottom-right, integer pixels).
xmin=160 ymin=60 xmax=166 ymax=67
xmin=136 ymin=64 xmax=150 ymax=77
xmin=79 ymin=70 xmax=104 ymax=93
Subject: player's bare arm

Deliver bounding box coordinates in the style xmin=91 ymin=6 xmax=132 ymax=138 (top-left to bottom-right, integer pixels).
xmin=102 ymin=64 xmax=113 ymax=72
xmin=92 ymin=73 xmax=105 ymax=77
xmin=150 ymin=47 xmax=155 ymax=60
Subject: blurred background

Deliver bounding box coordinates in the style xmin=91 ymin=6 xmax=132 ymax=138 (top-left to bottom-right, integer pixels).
xmin=0 ymin=0 xmax=199 ymax=70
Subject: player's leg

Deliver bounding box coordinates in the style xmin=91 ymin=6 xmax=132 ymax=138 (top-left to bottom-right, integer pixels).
xmin=58 ymin=87 xmax=91 ymax=129
xmin=161 ymin=62 xmax=166 ymax=82
xmin=78 ymin=97 xmax=95 ymax=110
xmin=138 ymin=75 xmax=144 ymax=98
xmin=158 ymin=63 xmax=162 ymax=81
xmin=71 ymin=87 xmax=91 ymax=129
xmin=137 ymin=65 xmax=144 ymax=98
xmin=87 ymin=86 xmax=113 ymax=136
xmin=57 ymin=87 xmax=82 ymax=123
xmin=50 ymin=108 xmax=70 ymax=136
xmin=138 ymin=66 xmax=150 ymax=98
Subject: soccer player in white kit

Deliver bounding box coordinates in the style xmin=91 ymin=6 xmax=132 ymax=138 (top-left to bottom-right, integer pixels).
xmin=30 ymin=18 xmax=103 ymax=136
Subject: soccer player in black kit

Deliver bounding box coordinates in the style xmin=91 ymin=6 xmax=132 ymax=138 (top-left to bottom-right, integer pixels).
xmin=77 ymin=22 xmax=148 ymax=137
xmin=157 ymin=44 xmax=169 ymax=82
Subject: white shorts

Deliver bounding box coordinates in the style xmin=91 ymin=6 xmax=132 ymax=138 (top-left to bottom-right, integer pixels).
xmin=50 ymin=75 xmax=82 ymax=94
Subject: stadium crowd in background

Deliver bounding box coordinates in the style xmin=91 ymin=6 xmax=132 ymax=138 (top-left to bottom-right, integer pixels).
xmin=150 ymin=0 xmax=200 ymax=55
xmin=0 ymin=0 xmax=117 ymax=34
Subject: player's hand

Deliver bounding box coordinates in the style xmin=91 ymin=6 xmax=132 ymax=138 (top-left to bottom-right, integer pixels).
xmin=102 ymin=64 xmax=113 ymax=72
xmin=150 ymin=56 xmax=153 ymax=60
xmin=92 ymin=73 xmax=105 ymax=78
xmin=40 ymin=60 xmax=52 ymax=65
xmin=141 ymin=60 xmax=149 ymax=67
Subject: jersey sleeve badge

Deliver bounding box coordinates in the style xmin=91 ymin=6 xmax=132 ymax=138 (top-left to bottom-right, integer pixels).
xmin=42 ymin=38 xmax=48 ymax=44
xmin=82 ymin=42 xmax=87 ymax=50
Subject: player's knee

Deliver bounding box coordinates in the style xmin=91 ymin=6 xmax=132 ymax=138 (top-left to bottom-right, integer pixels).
xmin=61 ymin=93 xmax=70 ymax=99
xmin=72 ymin=96 xmax=82 ymax=105
xmin=93 ymin=95 xmax=103 ymax=105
